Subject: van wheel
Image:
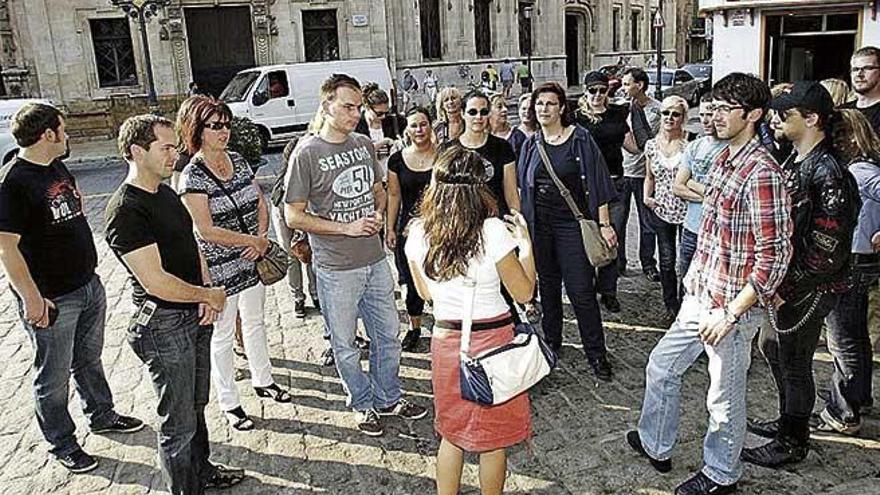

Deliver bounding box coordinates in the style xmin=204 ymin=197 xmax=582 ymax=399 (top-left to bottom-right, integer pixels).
xmin=258 ymin=128 xmax=270 ymax=152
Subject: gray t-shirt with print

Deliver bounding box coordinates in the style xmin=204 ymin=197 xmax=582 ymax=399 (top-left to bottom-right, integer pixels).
xmin=622 ymin=98 xmax=663 ymax=178
xmin=284 ymin=133 xmax=385 ymax=271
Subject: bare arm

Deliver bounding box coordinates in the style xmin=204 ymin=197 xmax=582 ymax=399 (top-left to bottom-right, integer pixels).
xmin=121 ymin=244 xmax=226 ymax=310
xmin=643 ymin=155 xmax=656 ymax=202
xmin=386 ymin=171 xmax=402 ymax=248
xmin=373 ymin=181 xmax=387 ymax=216
xmin=672 ymin=165 xmax=703 ymax=202
xmin=503 ymin=162 xmax=521 ymax=212
xmin=498 ymin=248 xmax=536 ymax=304
xmin=284 ymin=201 xmax=381 ymax=237
xmin=0 ymin=232 xmax=49 ymax=325
xmin=408 ymin=260 xmax=432 ymax=302
xmin=623 ymin=131 xmax=640 ymax=154
xmin=255 ymin=181 xmax=269 ymax=238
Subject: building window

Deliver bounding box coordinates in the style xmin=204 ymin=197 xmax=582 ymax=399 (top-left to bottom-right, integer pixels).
xmin=90 ymin=18 xmax=137 ymax=88
xmin=612 ymin=6 xmax=621 ymax=52
xmin=302 ymin=10 xmax=339 ymax=62
xmin=420 ymin=0 xmax=441 ymax=59
xmin=518 ymin=1 xmax=534 ymax=57
xmin=631 ymin=10 xmax=641 ymax=51
xmin=474 ymin=0 xmax=492 ymax=57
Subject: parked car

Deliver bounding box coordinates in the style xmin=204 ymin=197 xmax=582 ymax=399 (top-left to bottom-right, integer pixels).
xmin=646 ymin=69 xmax=703 ymax=106
xmin=681 ymin=62 xmax=713 ymax=95
xmin=0 ymin=98 xmax=50 ymax=166
xmin=220 ymin=58 xmax=393 ymax=149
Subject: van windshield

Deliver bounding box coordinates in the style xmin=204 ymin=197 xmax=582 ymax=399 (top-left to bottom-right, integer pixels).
xmin=220 ymin=72 xmax=260 ymax=102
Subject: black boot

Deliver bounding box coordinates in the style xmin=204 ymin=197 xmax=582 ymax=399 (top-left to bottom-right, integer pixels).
xmin=741 ymin=414 xmax=809 ymax=468
xmin=746 ymin=417 xmax=780 ymax=439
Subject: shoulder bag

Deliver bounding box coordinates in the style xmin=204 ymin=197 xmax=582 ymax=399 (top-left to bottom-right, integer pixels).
xmin=459 ymin=266 xmax=557 ymax=406
xmin=535 ymin=138 xmax=617 ymax=268
xmin=195 ymin=160 xmax=290 ymax=286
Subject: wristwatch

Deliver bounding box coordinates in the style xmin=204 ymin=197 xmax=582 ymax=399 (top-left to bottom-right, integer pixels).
xmin=723 ymin=306 xmax=740 ymax=325
xmin=599 ymin=222 xmax=612 ymax=228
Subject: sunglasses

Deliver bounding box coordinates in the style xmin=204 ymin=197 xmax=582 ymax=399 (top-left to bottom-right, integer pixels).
xmin=205 ymin=121 xmax=232 ymax=131
xmin=587 ymin=86 xmax=609 ymax=95
xmin=661 ymin=110 xmax=683 ymax=118
xmin=466 ymin=108 xmax=490 ymax=116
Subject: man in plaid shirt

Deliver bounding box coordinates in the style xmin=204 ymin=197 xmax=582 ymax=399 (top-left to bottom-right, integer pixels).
xmin=626 ymin=73 xmax=793 ymax=495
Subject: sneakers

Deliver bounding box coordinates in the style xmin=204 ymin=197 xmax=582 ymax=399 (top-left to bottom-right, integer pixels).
xmin=57 ymin=449 xmax=98 ymax=474
xmin=625 ymin=430 xmax=672 ymax=473
xmin=378 ymin=398 xmax=428 ymax=420
xmin=355 ymin=409 xmax=384 ymax=436
xmin=320 ymin=347 xmax=335 ymax=367
xmin=675 ymin=472 xmax=737 ymax=495
xmin=294 ymin=300 xmax=306 ymax=318
xmin=644 ymin=268 xmax=661 ymax=282
xmin=91 ymin=414 xmax=145 ymax=434
xmin=815 ymin=408 xmax=861 ymax=435
xmin=600 ymin=293 xmax=621 ymax=313
xmin=203 ymin=464 xmax=246 ymax=489
xmin=741 ymin=437 xmax=808 ymax=468
xmin=588 ymin=355 xmax=613 ymax=382
xmin=401 ymin=328 xmax=421 ymax=352
xmin=746 ymin=417 xmax=780 ymax=439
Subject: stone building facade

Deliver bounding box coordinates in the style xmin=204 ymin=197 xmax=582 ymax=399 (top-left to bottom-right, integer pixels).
xmin=0 ymin=0 xmax=683 ymax=136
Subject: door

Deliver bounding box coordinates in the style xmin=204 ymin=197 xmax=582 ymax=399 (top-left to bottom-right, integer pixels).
xmin=185 ymin=7 xmax=256 ymax=97
xmin=565 ymin=14 xmax=580 ymax=87
xmin=249 ymin=69 xmax=301 ymax=137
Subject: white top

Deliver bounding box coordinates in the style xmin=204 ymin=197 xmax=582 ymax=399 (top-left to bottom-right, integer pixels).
xmin=405 ymin=217 xmax=517 ymax=321
xmin=369 ymin=126 xmax=389 ymax=178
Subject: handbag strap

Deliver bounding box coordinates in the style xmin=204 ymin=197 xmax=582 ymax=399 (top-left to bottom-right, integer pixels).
xmin=535 ymin=137 xmax=591 ymax=222
xmin=459 ymin=264 xmax=478 ymax=360
xmin=194 ymin=158 xmax=254 ymax=236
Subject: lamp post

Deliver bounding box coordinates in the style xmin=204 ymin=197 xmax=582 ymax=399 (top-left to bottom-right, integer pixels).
xmin=524 ymin=5 xmax=533 ymax=86
xmin=109 ymin=0 xmax=170 ymax=109
xmin=653 ymin=2 xmax=665 ymax=99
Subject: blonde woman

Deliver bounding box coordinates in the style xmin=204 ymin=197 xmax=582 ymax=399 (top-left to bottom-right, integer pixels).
xmin=821 ymin=78 xmax=853 ymax=108
xmin=434 ymin=86 xmax=464 ymax=143
xmin=643 ymin=95 xmax=689 ymax=323
xmin=489 ymin=94 xmax=527 ymax=158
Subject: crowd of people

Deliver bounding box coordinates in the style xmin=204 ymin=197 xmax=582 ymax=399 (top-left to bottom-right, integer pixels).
xmin=0 ymin=43 xmax=879 ymax=495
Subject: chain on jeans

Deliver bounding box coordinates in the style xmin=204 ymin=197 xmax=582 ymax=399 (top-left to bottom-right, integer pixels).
xmin=765 ymin=290 xmax=826 ymax=335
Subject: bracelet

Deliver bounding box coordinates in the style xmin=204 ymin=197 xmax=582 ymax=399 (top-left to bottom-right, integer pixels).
xmin=599 ymin=222 xmax=612 ymax=228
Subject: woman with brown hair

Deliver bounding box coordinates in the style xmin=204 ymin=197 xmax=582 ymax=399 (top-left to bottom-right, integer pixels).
xmin=434 ymin=86 xmax=464 ymax=144
xmin=179 ymin=97 xmax=291 ymax=431
xmin=355 ymin=82 xmax=405 ymax=176
xmin=386 ymin=106 xmax=437 ymax=351
xmin=404 ymin=146 xmax=535 ymax=495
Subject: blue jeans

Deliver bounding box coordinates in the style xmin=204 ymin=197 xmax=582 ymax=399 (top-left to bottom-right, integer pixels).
xmin=127 ymin=307 xmax=212 ymax=495
xmin=637 ymin=294 xmax=764 ymax=486
xmin=825 ymin=266 xmax=879 ymax=423
xmin=652 ymin=217 xmax=680 ymax=312
xmin=597 ymin=189 xmax=625 ymax=295
xmin=615 ymin=176 xmax=658 ymax=273
xmin=315 ymin=258 xmax=402 ymax=411
xmin=17 ymin=274 xmax=118 ymax=457
xmin=678 ymin=229 xmax=699 ymax=297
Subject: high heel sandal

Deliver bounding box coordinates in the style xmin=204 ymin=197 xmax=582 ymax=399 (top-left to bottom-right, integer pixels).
xmin=254 ymin=383 xmax=292 ymax=403
xmin=224 ymin=406 xmax=255 ymax=431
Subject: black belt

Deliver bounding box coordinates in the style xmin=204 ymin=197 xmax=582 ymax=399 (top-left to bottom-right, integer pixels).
xmin=435 ymin=315 xmax=514 ymax=331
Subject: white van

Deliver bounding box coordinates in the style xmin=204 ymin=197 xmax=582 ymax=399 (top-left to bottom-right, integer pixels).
xmin=220 ymin=58 xmax=393 ymax=148
xmin=0 ymin=98 xmax=50 ymax=165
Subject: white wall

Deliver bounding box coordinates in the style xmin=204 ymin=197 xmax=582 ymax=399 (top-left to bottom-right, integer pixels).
xmin=861 ymin=6 xmax=880 ymax=48
xmin=710 ymin=11 xmax=763 ymax=82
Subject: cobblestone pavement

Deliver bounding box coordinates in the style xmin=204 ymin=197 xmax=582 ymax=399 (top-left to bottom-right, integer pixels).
xmin=0 ymin=156 xmax=878 ymax=495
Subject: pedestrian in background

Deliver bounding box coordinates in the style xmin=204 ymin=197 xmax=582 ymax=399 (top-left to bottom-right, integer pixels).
xmin=356 ymin=83 xmax=405 ymax=179
xmin=499 ymin=59 xmax=516 ymax=99
xmin=434 ymin=86 xmax=464 ymax=144
xmin=489 ymin=94 xmax=527 ymax=158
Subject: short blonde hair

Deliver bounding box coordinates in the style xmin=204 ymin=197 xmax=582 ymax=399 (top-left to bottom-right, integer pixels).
xmin=435 ymin=86 xmax=462 ymax=123
xmin=661 ymin=95 xmax=689 ymax=115
xmin=820 ymin=78 xmax=853 ymax=108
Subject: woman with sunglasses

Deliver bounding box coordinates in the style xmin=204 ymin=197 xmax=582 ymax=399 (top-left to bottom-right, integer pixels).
xmin=576 ymin=71 xmax=630 ymax=314
xmin=434 ymin=87 xmax=464 ymax=144
xmin=404 ymin=146 xmax=535 ymax=495
xmin=489 ymin=94 xmax=527 ymax=159
xmin=518 ymin=82 xmax=618 ymax=381
xmin=386 ymin=107 xmax=437 ymax=352
xmin=643 ymin=95 xmax=689 ymax=323
xmin=355 ymin=82 xmax=405 ymax=178
xmin=179 ymin=97 xmax=292 ymax=431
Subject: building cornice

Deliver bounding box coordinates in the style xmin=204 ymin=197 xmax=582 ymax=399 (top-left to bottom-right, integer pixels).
xmin=700 ymin=0 xmax=870 ymax=15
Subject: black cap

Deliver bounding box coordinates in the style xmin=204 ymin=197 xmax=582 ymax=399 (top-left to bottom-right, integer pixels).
xmin=770 ymin=81 xmax=834 ymax=118
xmin=583 ymin=71 xmax=609 ymax=88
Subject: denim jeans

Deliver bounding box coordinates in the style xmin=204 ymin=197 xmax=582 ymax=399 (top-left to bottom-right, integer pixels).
xmin=314 ymin=258 xmax=402 ymax=411
xmin=271 ymin=205 xmax=317 ymax=303
xmin=597 ymin=192 xmax=624 ymax=295
xmin=534 ymin=206 xmax=607 ymax=360
xmin=825 ymin=267 xmax=879 ymax=423
xmin=637 ymin=294 xmax=764 ymax=486
xmin=678 ymin=228 xmax=699 ymax=297
xmin=652 ymin=217 xmax=680 ymax=312
xmin=758 ymin=292 xmax=838 ymax=420
xmin=614 ymin=176 xmax=658 ymax=273
xmin=127 ymin=307 xmax=212 ymax=495
xmin=17 ymin=274 xmax=118 ymax=457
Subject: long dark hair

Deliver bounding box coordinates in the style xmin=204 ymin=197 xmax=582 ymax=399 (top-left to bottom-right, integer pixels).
xmin=418 ymin=146 xmax=498 ymax=281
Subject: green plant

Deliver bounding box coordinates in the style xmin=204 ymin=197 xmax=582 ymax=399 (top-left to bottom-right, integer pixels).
xmin=228 ymin=116 xmax=263 ymax=168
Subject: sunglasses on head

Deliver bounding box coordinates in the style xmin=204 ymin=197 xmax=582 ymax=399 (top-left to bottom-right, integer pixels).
xmin=661 ymin=110 xmax=683 ymax=118
xmin=205 ymin=121 xmax=232 ymax=131
xmin=587 ymin=86 xmax=609 ymax=95
xmin=466 ymin=108 xmax=490 ymax=116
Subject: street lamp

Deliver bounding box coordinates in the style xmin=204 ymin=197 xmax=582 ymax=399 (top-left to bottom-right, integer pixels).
xmin=524 ymin=5 xmax=533 ymax=86
xmin=653 ymin=2 xmax=665 ymax=99
xmin=109 ymin=0 xmax=170 ymax=109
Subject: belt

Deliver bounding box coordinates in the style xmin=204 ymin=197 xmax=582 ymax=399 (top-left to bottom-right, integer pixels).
xmin=435 ymin=315 xmax=514 ymax=331
xmin=852 ymin=253 xmax=879 ymax=264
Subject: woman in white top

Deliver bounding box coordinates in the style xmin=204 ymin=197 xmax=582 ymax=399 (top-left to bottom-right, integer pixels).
xmin=643 ymin=95 xmax=689 ymax=323
xmin=405 ymin=146 xmax=536 ymax=495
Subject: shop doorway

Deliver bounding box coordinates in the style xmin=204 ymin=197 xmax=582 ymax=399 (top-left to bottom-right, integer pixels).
xmin=565 ymin=10 xmax=590 ymax=88
xmin=185 ymin=7 xmax=256 ymax=97
xmin=764 ymin=12 xmax=858 ymax=85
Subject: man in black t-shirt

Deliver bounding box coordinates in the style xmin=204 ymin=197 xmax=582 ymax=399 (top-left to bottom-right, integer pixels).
xmin=105 ymin=114 xmax=244 ymax=492
xmin=845 ymin=46 xmax=880 ymax=131
xmin=0 ymin=103 xmax=144 ymax=473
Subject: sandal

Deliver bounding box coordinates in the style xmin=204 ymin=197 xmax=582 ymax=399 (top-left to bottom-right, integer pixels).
xmin=204 ymin=464 xmax=246 ymax=489
xmin=254 ymin=383 xmax=292 ymax=403
xmin=224 ymin=406 xmax=255 ymax=431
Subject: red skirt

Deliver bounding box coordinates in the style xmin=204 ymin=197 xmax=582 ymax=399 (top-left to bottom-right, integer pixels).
xmin=431 ymin=313 xmax=532 ymax=452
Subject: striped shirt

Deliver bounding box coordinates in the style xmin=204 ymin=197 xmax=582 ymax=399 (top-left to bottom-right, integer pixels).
xmin=683 ymin=137 xmax=793 ymax=309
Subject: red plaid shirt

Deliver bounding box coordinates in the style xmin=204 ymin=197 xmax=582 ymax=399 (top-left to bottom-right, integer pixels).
xmin=683 ymin=137 xmax=793 ymax=309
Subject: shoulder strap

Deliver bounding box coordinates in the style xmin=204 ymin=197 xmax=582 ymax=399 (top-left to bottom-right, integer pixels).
xmin=535 ymin=137 xmax=590 ymax=221
xmin=459 ymin=264 xmax=478 ymax=360
xmin=194 ymin=158 xmax=253 ymax=236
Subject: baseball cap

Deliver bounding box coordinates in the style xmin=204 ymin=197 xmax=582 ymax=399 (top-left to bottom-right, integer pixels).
xmin=583 ymin=71 xmax=610 ymax=88
xmin=770 ymin=81 xmax=834 ymax=118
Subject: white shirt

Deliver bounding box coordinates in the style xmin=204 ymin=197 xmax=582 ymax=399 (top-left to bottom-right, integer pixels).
xmin=405 ymin=217 xmax=517 ymax=321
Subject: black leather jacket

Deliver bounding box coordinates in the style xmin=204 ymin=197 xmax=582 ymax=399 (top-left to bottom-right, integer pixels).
xmin=777 ymin=140 xmax=860 ymax=299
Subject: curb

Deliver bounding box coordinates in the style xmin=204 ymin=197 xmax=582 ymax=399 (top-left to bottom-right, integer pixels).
xmin=66 ymin=156 xmax=126 ymax=171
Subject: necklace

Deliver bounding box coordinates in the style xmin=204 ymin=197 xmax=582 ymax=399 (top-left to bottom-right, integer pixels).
xmin=544 ymin=127 xmax=566 ymax=143
xmin=407 ymin=147 xmax=435 ymax=170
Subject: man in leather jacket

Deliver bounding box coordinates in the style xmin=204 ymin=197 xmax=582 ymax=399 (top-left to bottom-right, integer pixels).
xmin=742 ymin=82 xmax=860 ymax=468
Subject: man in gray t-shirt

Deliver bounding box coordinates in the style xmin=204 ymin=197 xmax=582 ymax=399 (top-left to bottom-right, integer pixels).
xmin=284 ymin=74 xmax=426 ymax=437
